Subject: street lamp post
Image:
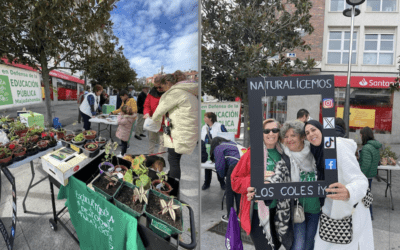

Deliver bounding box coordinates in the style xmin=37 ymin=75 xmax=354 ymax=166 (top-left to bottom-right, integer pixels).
xmin=343 ymin=0 xmax=364 ymax=138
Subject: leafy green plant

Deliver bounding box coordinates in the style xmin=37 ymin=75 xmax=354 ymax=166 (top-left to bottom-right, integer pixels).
xmin=380 ymin=145 xmax=397 ymax=160
xmin=135 ymin=175 xmax=151 ymax=190
xmin=0 ymin=147 xmax=12 ymax=158
xmin=133 ymin=185 xmax=148 ymax=204
xmin=87 ymin=143 xmax=97 ymax=149
xmin=74 ymin=133 xmax=85 ymax=142
xmin=159 ymin=198 xmax=180 ymax=221
xmin=155 ymin=171 xmax=168 ymax=190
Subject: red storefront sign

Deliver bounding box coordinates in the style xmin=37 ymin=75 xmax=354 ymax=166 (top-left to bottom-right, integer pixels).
xmin=1 ymin=58 xmax=84 ymax=84
xmin=334 ymin=76 xmax=396 ymax=89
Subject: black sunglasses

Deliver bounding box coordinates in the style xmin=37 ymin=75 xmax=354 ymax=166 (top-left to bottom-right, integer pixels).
xmin=263 ymin=128 xmax=280 ymax=134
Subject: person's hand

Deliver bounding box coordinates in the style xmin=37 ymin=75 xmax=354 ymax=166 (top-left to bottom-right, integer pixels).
xmin=247 ymin=187 xmax=255 ymax=201
xmin=143 ymin=114 xmax=150 ymax=119
xmin=326 ymin=182 xmax=350 ymax=201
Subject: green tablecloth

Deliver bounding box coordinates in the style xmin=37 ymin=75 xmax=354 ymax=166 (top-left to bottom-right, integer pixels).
xmin=58 ymin=176 xmax=145 ymax=250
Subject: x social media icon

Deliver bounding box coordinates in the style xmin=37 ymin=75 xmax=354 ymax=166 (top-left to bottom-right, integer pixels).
xmin=323 ymin=117 xmax=335 ymax=129
xmin=325 ymin=159 xmax=337 ymax=170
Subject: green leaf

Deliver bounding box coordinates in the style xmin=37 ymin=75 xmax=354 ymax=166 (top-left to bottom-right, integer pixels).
xmin=123 ymin=169 xmax=133 ymax=183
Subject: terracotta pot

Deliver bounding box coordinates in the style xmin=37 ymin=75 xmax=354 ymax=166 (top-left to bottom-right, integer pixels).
xmin=0 ymin=154 xmax=12 ymax=164
xmin=56 ymin=131 xmax=65 ymax=140
xmin=83 ymin=130 xmax=97 ymax=140
xmin=152 ymin=180 xmax=173 ymax=195
xmin=84 ymin=143 xmax=98 ymax=151
xmin=114 ymin=165 xmax=128 ymax=175
xmin=15 ymin=129 xmax=28 ymax=137
xmin=37 ymin=140 xmax=48 ymax=148
xmin=30 ymin=135 xmax=39 ymax=143
xmin=13 ymin=147 xmax=26 ymax=157
xmin=381 ymin=158 xmax=388 ymax=165
xmin=64 ymin=135 xmax=75 ymax=141
xmin=95 ymin=138 xmax=106 ymax=145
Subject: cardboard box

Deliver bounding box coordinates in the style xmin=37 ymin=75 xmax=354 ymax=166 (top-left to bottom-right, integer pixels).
xmin=42 ymin=147 xmax=88 ymax=186
xmin=102 ymin=104 xmax=115 ymax=114
xmin=19 ymin=112 xmax=44 ymax=128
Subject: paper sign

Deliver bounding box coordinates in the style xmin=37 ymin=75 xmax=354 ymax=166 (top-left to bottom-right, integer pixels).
xmin=109 ymin=95 xmax=117 ymax=108
xmin=337 ymin=107 xmax=375 ymax=128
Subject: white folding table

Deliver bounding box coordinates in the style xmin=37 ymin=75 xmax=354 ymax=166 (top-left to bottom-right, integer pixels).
xmin=377 ymin=164 xmax=400 ymax=210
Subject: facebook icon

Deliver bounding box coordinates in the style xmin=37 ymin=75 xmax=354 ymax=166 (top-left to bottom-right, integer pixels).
xmin=325 ymin=159 xmax=337 ymax=170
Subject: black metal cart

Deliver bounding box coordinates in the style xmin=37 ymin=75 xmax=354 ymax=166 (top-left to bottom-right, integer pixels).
xmin=46 ymin=150 xmax=197 ymax=249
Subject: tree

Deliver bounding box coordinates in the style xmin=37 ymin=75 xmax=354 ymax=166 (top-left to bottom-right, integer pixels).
xmin=0 ymin=0 xmax=117 ymax=126
xmin=87 ymin=47 xmax=137 ymax=91
xmin=202 ymin=0 xmax=317 ymax=147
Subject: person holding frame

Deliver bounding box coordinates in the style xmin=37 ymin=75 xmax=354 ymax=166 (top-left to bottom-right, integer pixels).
xmin=231 ymin=118 xmax=294 ymax=250
xmin=305 ymin=120 xmax=373 ymax=250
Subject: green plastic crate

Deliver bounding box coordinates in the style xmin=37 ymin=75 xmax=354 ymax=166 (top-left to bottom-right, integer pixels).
xmin=114 ymin=182 xmax=146 ymax=218
xmin=92 ymin=173 xmax=123 ymax=200
xmin=102 ymin=104 xmax=115 ymax=115
xmin=144 ymin=189 xmax=183 ymax=237
xmin=19 ymin=112 xmax=44 ymax=128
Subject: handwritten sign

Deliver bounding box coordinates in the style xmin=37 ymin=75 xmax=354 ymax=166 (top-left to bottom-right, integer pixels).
xmin=248 ymin=75 xmax=337 ymax=200
xmin=0 ymin=64 xmax=42 ymax=109
xmin=336 ymin=107 xmax=375 ymax=128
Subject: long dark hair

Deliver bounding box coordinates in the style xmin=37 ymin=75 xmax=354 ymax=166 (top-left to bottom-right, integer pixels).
xmin=360 ymin=127 xmax=374 ymax=145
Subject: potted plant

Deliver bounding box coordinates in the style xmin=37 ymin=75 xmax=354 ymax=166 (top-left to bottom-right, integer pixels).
xmin=95 ymin=136 xmax=106 ymax=146
xmin=152 ymin=171 xmax=173 ymax=195
xmin=92 ymin=171 xmax=122 ymax=199
xmin=37 ymin=140 xmax=49 ymax=150
xmin=84 ymin=142 xmax=99 ymax=151
xmin=0 ymin=147 xmax=13 ymax=164
xmin=64 ymin=134 xmax=75 ymax=142
xmin=72 ymin=133 xmax=85 ymax=145
xmin=144 ymin=190 xmax=183 ymax=237
xmin=83 ymin=130 xmax=97 ymax=140
xmin=98 ymin=141 xmax=118 ymax=173
xmin=380 ymin=145 xmax=398 ymax=165
xmin=55 ymin=127 xmax=66 ymax=140
xmin=10 ymin=121 xmax=28 ymax=137
xmin=13 ymin=145 xmax=26 ymax=157
xmin=48 ymin=136 xmax=57 ymax=147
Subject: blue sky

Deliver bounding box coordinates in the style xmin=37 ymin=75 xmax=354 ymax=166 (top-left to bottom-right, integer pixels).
xmin=111 ymin=0 xmax=198 ymax=78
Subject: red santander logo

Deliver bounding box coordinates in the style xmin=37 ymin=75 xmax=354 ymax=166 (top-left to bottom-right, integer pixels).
xmin=73 ymin=165 xmax=80 ymax=172
xmin=323 ymin=98 xmax=334 ymax=109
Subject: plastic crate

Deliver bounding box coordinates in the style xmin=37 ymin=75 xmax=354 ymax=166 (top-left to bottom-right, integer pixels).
xmin=114 ymin=182 xmax=146 ymax=218
xmin=144 ymin=189 xmax=183 ymax=238
xmin=92 ymin=172 xmax=123 ymax=200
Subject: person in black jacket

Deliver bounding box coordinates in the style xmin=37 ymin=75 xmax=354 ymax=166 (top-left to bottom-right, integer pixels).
xmin=134 ymin=85 xmax=150 ymax=140
xmin=335 ymin=117 xmax=346 ymax=138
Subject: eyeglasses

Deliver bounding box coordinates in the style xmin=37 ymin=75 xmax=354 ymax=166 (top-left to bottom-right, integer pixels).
xmin=263 ymin=128 xmax=280 ymax=134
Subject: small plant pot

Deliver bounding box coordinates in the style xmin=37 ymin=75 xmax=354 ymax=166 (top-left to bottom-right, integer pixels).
xmin=29 ymin=135 xmax=39 ymax=143
xmin=56 ymin=131 xmax=65 ymax=140
xmin=144 ymin=189 xmax=183 ymax=238
xmin=84 ymin=143 xmax=99 ymax=151
xmin=64 ymin=135 xmax=75 ymax=142
xmin=72 ymin=138 xmax=86 ymax=146
xmin=381 ymin=158 xmax=388 ymax=165
xmin=95 ymin=138 xmax=107 ymax=146
xmin=0 ymin=154 xmax=13 ymax=164
xmin=152 ymin=180 xmax=173 ymax=196
xmin=114 ymin=165 xmax=129 ymax=175
xmin=13 ymin=147 xmax=26 ymax=157
xmin=48 ymin=140 xmax=57 ymax=148
xmin=15 ymin=129 xmax=28 ymax=137
xmin=37 ymin=140 xmax=49 ymax=150
xmin=92 ymin=172 xmax=123 ymax=199
xmin=98 ymin=162 xmax=115 ymax=174
xmin=83 ymin=130 xmax=97 ymax=140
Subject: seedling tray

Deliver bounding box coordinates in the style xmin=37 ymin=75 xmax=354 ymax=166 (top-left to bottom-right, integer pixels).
xmin=114 ymin=182 xmax=146 ymax=218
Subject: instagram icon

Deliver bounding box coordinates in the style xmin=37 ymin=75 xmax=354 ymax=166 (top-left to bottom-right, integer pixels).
xmin=322 ymin=98 xmax=334 ymax=108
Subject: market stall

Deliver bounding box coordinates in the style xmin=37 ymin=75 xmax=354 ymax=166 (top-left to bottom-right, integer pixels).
xmin=89 ymin=115 xmax=119 ymax=142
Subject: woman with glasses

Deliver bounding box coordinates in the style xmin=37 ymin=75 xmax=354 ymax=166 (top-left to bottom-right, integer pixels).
xmin=231 ymin=119 xmax=294 ymax=250
xmin=151 ymin=71 xmax=198 ymax=180
xmin=143 ymin=75 xmax=166 ymax=154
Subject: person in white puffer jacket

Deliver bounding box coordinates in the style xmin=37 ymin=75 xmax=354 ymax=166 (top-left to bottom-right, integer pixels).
xmin=304 ymin=120 xmax=373 ymax=250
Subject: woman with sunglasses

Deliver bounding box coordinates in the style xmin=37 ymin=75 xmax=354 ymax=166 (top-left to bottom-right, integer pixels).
xmin=280 ymin=120 xmax=320 ymax=250
xmin=143 ymin=75 xmax=166 ymax=154
xmin=231 ymin=119 xmax=294 ymax=250
xmin=305 ymin=120 xmax=372 ymax=250
xmin=151 ymin=71 xmax=198 ymax=180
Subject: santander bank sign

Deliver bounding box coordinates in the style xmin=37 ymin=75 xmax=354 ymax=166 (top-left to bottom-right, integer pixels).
xmin=335 ymin=76 xmax=396 ymax=89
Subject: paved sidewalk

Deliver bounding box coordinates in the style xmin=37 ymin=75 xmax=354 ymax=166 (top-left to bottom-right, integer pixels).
xmin=200 ymin=143 xmax=400 ymax=250
xmin=0 ymin=122 xmax=200 ymax=250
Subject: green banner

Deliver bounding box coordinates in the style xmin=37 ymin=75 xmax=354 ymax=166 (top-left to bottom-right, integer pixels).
xmin=0 ymin=75 xmax=14 ymax=106
xmin=201 ymin=101 xmax=241 ymax=133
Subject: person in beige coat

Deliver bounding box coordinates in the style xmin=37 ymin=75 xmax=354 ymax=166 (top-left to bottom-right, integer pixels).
xmin=151 ymin=72 xmax=198 ymax=180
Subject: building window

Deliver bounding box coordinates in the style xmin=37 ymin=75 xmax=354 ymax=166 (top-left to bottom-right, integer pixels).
xmin=334 ymin=88 xmax=393 ymax=134
xmin=363 ymin=34 xmax=394 ymax=65
xmin=330 ymin=0 xmax=357 ymax=11
xmin=366 ymin=0 xmax=396 ymax=11
xmin=327 ymin=31 xmax=357 ymax=64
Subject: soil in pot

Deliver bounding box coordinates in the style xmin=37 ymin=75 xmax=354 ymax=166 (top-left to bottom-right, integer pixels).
xmin=30 ymin=135 xmax=39 ymax=143
xmin=84 ymin=143 xmax=98 ymax=151
xmin=0 ymin=154 xmax=13 ymax=164
xmin=93 ymin=175 xmax=122 ymax=197
xmin=83 ymin=130 xmax=96 ymax=140
xmin=115 ymin=185 xmax=144 ymax=214
xmin=13 ymin=147 xmax=26 ymax=157
xmin=37 ymin=140 xmax=48 ymax=148
xmin=146 ymin=192 xmax=182 ymax=231
xmin=56 ymin=131 xmax=65 ymax=139
xmin=64 ymin=135 xmax=75 ymax=141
